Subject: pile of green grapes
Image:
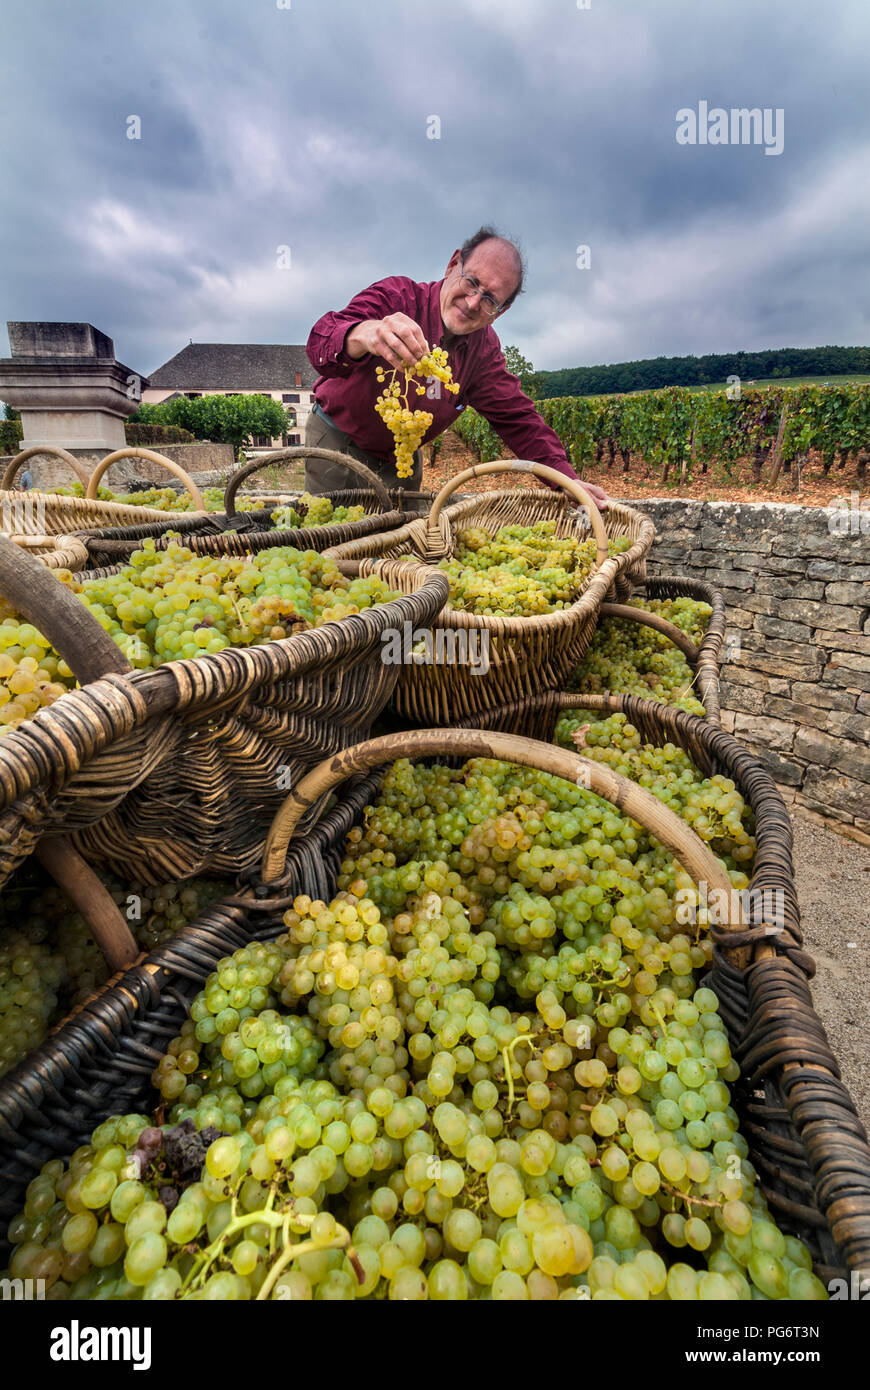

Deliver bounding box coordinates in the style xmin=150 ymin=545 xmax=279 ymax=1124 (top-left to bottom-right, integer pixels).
xmin=0 ymin=540 xmax=401 ymax=733
xmin=569 ymin=596 xmax=711 ymax=716
xmin=44 ymin=485 xmax=366 ymax=528
xmin=3 ymin=734 xmax=826 ymax=1300
xmin=553 ymin=713 xmax=755 ymax=864
xmin=0 ymin=872 xmax=228 ymax=1078
xmin=439 ymin=522 xmax=631 ymax=617
xmin=269 ymin=495 xmax=367 ymax=530
xmin=46 ymin=483 xmax=245 ymax=513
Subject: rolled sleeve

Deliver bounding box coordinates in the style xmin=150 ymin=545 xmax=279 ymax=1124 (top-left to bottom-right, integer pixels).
xmin=307 ymin=277 xmax=418 ymax=380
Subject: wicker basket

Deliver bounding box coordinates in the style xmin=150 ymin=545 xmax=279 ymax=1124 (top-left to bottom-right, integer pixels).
xmin=38 ymin=450 xmax=435 ymax=572
xmin=0 ymin=773 xmax=381 ymax=1255
xmin=0 ymin=446 xmax=214 ymax=563
xmin=322 ymin=461 xmax=655 ymax=726
xmin=2 ymin=718 xmax=868 ymax=1282
xmin=0 ymin=533 xmax=448 ymax=886
xmin=588 ymin=574 xmax=726 ymax=724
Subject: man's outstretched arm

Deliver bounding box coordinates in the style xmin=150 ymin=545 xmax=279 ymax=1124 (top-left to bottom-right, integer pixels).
xmin=307 ymin=278 xmax=425 ymax=378
xmin=463 ymin=340 xmax=609 ymax=508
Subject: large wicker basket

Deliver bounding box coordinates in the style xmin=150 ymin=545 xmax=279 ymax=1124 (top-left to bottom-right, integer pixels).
xmin=26 ymin=448 xmax=421 ymax=572
xmin=587 ymin=574 xmax=727 ymax=724
xmin=323 ymin=461 xmax=655 ymax=726
xmin=0 ymin=533 xmax=448 ymax=886
xmin=0 ymin=446 xmax=214 ymax=559
xmin=0 ymin=772 xmax=381 ymax=1257
xmin=3 ymin=718 xmax=866 ymax=1285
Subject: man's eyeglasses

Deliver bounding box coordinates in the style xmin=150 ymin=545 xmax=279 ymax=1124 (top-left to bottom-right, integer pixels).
xmin=456 ymin=261 xmax=505 ymax=318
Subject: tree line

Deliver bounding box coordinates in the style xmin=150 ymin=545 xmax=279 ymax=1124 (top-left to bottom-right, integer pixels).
xmin=533 ymin=346 xmax=870 ymax=398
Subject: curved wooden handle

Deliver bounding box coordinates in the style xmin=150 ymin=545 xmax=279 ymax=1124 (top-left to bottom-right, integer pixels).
xmin=599 ymin=603 xmax=699 ymax=664
xmin=0 ymin=533 xmax=131 ymax=683
xmin=35 ymin=837 xmax=139 ymax=973
xmin=223 ymin=447 xmax=392 ymax=519
xmin=427 ymin=460 xmax=610 ymax=571
xmin=259 ymin=728 xmax=746 ymax=954
xmin=84 ymin=449 xmax=205 ymax=511
xmin=1 ymin=446 xmax=92 ymax=491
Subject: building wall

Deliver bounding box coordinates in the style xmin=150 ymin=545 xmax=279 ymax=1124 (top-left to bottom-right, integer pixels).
xmin=623 ymin=497 xmax=870 ymax=844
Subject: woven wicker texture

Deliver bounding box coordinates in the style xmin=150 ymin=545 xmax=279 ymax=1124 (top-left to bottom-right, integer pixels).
xmin=1 ymin=446 xmax=210 ymax=554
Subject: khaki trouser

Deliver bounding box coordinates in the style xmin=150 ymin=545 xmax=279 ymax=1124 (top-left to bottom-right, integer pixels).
xmin=302 ymin=407 xmax=423 ymax=494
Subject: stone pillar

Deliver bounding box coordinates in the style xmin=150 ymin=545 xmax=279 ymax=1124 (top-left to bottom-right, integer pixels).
xmin=0 ymin=322 xmax=148 ymax=452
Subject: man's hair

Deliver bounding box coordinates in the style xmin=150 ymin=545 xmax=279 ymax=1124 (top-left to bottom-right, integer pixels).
xmin=459 ymin=226 xmax=526 ymax=310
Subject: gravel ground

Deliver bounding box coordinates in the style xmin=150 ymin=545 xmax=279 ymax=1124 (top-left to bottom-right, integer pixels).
xmin=790 ymin=809 xmax=870 ymax=1135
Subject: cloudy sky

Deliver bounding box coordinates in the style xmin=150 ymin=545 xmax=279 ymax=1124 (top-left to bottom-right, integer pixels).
xmin=1 ymin=0 xmax=868 ymax=378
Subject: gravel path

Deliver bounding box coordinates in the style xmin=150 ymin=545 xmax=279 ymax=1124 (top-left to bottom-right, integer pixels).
xmin=791 ymin=810 xmax=870 ymax=1134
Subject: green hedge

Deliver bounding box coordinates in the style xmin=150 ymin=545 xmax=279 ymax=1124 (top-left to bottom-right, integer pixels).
xmin=125 ymin=422 xmax=196 ymax=446
xmin=0 ymin=419 xmax=23 ymax=454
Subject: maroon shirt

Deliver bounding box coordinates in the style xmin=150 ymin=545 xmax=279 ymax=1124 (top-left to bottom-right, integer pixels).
xmin=307 ymin=275 xmax=579 ymax=485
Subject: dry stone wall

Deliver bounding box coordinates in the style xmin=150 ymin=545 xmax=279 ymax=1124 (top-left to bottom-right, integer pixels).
xmin=623 ymin=498 xmax=870 ymax=844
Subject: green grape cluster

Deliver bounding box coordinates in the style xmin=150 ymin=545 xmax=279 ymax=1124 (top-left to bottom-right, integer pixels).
xmin=153 ymin=940 xmax=324 ymax=1115
xmin=554 ymin=712 xmax=756 ymax=865
xmin=569 ymin=596 xmax=711 ymax=715
xmin=43 ymin=483 xmax=263 ymax=513
xmin=439 ymin=522 xmax=631 ymax=617
xmin=375 ymin=347 xmax=459 ymax=478
xmin=78 ymin=541 xmax=400 ymax=666
xmin=0 ymin=935 xmax=65 ymax=1077
xmin=0 ymin=610 xmax=76 ymax=735
xmin=270 ymin=494 xmax=367 ymax=531
xmin=0 ymin=871 xmax=227 ymax=1077
xmin=3 ymin=727 xmax=825 ymax=1301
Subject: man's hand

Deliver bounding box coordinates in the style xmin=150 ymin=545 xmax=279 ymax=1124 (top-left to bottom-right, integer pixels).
xmin=580 ymin=480 xmax=610 ymax=511
xmin=345 ymin=314 xmax=429 ymax=369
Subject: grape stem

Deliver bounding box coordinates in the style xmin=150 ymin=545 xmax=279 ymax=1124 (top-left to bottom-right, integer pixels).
xmin=651 ymin=1004 xmax=669 ymax=1037
xmin=256 ymin=1220 xmax=362 ymax=1301
xmin=660 ymin=1182 xmax=723 ymax=1212
xmin=499 ymin=1031 xmax=539 ymax=1115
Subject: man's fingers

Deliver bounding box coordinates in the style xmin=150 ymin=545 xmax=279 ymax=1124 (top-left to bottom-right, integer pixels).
xmin=377 ymin=330 xmax=412 ymax=368
xmin=393 ymin=326 xmax=429 ymax=363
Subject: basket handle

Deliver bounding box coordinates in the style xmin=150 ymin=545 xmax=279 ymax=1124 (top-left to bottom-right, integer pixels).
xmin=84 ymin=448 xmax=205 ymax=511
xmin=0 ymin=533 xmax=131 ymax=683
xmin=35 ymin=837 xmax=139 ymax=973
xmin=223 ymin=447 xmax=392 ymax=520
xmin=258 ymin=727 xmax=748 ymax=961
xmin=598 ymin=603 xmax=699 ymax=664
xmin=1 ymin=446 xmax=92 ymax=491
xmin=427 ymin=460 xmax=610 ymax=571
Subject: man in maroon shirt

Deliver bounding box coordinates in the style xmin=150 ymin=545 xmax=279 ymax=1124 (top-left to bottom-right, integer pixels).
xmin=304 ymin=226 xmax=609 ymax=508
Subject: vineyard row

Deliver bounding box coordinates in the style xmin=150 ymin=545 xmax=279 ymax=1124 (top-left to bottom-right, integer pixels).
xmin=454 ymin=382 xmax=870 ymax=488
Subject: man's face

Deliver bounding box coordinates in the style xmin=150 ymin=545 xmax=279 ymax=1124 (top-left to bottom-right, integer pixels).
xmin=439 ymin=242 xmax=520 ymax=336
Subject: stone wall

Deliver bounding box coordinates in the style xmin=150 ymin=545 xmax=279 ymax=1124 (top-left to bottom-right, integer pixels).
xmin=624 ymin=498 xmax=870 ymax=845
xmin=1 ymin=442 xmax=235 ymax=490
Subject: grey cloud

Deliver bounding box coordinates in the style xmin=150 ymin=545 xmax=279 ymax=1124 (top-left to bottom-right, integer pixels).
xmin=1 ymin=0 xmax=868 ymax=375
